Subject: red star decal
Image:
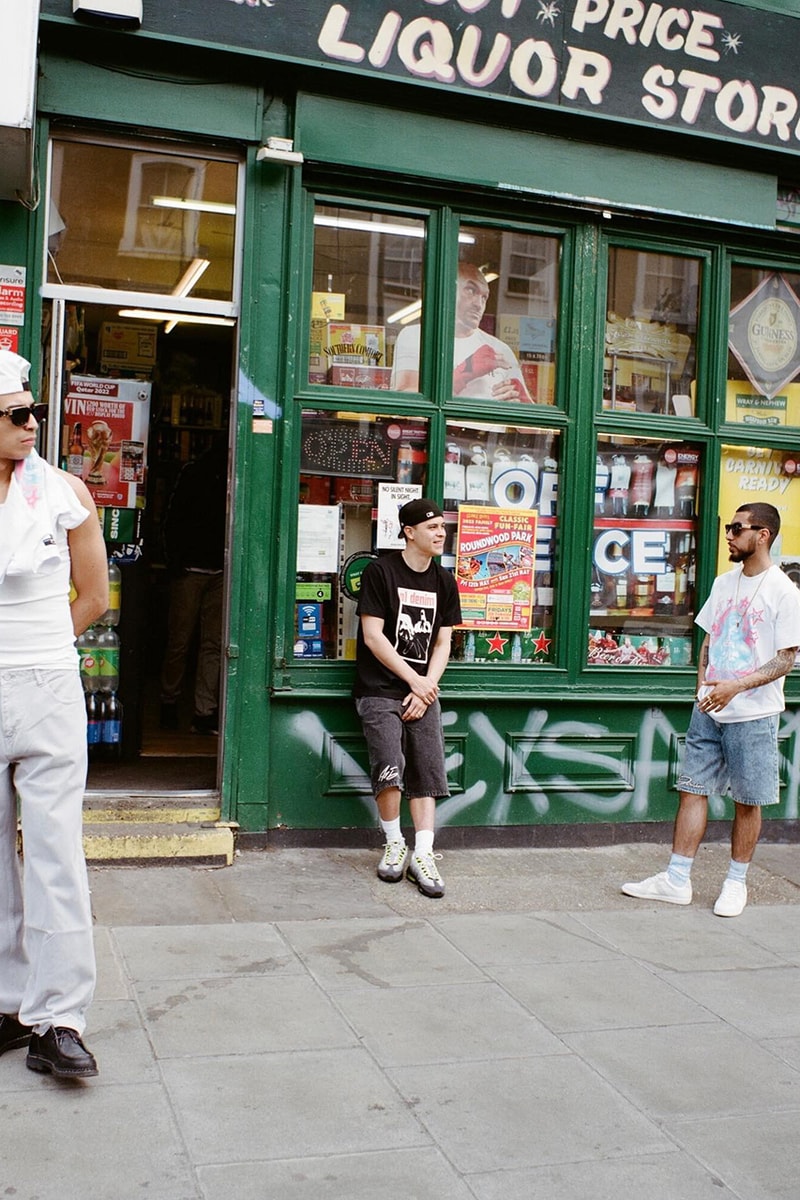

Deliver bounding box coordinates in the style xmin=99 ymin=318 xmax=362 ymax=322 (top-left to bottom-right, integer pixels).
xmin=486 ymin=631 xmax=508 ymax=654
xmin=533 ymin=631 xmax=552 ymax=655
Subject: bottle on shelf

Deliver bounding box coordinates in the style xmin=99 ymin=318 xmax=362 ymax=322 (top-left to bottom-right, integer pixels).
xmin=86 ymin=690 xmax=102 ymax=759
xmin=67 ymin=423 xmax=84 ymax=477
xmin=595 ymin=454 xmax=610 ymax=513
xmin=100 ymin=690 xmax=123 ymax=761
xmin=96 ymin=626 xmax=120 ymax=694
xmin=463 ymin=630 xmax=476 ymax=662
xmin=100 ymin=559 xmax=121 ymax=626
xmin=511 ymin=633 xmax=522 ymax=662
xmin=629 ymin=454 xmax=654 ymax=518
xmin=77 ymin=624 xmax=100 ymax=693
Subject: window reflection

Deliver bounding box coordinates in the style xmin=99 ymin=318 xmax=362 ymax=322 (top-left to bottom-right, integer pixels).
xmin=296 ymin=410 xmax=428 ymax=661
xmin=47 ymin=139 xmax=238 ymax=301
xmin=604 ymin=247 xmax=700 ymax=416
xmin=309 ymin=206 xmax=425 ymax=389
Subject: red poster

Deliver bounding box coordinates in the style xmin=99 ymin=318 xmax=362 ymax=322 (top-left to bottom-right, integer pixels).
xmin=0 ymin=326 xmax=19 ymax=352
xmin=63 ymin=376 xmax=151 ymax=508
xmin=455 ymin=505 xmax=537 ymax=631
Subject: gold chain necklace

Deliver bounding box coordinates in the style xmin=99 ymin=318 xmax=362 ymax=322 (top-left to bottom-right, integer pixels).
xmin=733 ymin=565 xmax=771 ymax=629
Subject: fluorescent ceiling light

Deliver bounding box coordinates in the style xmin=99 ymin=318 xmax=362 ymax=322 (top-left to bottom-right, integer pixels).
xmin=163 ymin=258 xmax=211 ymax=331
xmin=151 ymin=195 xmax=236 ymax=215
xmin=386 ymin=299 xmax=422 ymax=325
xmin=118 ymin=309 xmax=235 ymax=327
xmin=313 ymin=214 xmax=475 ymax=244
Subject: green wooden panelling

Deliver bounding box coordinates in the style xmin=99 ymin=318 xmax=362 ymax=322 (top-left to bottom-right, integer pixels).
xmin=295 ymin=94 xmax=777 ymax=231
xmin=268 ymin=696 xmax=800 ymax=829
xmin=37 ymin=53 xmax=262 ymax=143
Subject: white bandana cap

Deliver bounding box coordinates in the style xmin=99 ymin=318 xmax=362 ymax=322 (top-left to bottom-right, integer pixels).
xmin=0 ymin=350 xmax=31 ymax=398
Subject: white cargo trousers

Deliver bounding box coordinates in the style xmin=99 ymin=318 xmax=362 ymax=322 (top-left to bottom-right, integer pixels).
xmin=0 ymin=667 xmax=95 ymax=1034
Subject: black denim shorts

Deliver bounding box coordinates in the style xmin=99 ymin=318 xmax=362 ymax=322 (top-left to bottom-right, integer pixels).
xmin=355 ymin=695 xmax=450 ymax=801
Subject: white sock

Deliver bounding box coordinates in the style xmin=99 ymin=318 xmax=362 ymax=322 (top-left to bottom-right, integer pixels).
xmin=727 ymin=859 xmax=749 ymax=883
xmin=415 ymin=829 xmax=434 ymax=857
xmin=380 ymin=817 xmax=403 ymax=844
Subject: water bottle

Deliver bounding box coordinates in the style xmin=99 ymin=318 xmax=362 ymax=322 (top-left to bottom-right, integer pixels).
xmin=77 ymin=625 xmax=100 ymax=693
xmin=97 ymin=627 xmax=120 ymax=694
xmin=100 ymin=691 xmax=123 ymax=760
xmin=101 ymin=560 xmax=121 ymax=626
xmin=86 ymin=691 xmax=101 ymax=758
xmin=511 ymin=633 xmax=522 ymax=662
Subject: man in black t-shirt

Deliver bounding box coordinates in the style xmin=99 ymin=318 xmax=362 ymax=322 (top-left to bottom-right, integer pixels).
xmin=355 ymin=498 xmax=461 ymax=897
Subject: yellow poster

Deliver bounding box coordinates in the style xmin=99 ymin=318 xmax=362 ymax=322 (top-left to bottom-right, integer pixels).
xmin=717 ymin=445 xmax=800 ymax=572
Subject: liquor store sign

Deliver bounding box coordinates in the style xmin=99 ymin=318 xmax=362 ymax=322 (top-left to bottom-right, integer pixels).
xmin=42 ymin=0 xmax=800 ymax=153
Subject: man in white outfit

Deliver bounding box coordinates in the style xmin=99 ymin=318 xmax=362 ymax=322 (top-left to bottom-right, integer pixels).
xmin=392 ymin=263 xmax=532 ymax=401
xmin=0 ymin=350 xmax=108 ymax=1078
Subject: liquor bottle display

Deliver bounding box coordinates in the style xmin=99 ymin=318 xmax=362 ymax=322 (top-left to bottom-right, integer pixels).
xmin=590 ymin=439 xmax=702 ymax=667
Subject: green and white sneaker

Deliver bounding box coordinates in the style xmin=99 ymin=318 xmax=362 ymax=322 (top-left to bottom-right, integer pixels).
xmin=407 ymin=850 xmax=445 ymax=898
xmin=377 ymin=840 xmax=408 ymax=883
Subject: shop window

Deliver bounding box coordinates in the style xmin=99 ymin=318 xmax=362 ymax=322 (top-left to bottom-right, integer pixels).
xmin=604 ymin=247 xmax=701 ymax=416
xmin=717 ymin=444 xmax=800 ymax=580
xmin=589 ymin=434 xmax=703 ymax=666
xmin=46 ymin=137 xmax=238 ymax=301
xmin=296 ymin=410 xmax=428 ymax=661
xmin=445 ymin=225 xmax=559 ymax=405
xmin=443 ymin=420 xmax=559 ymax=664
xmin=727 ymin=267 xmax=800 ymax=427
xmin=308 ymin=205 xmax=425 ymax=390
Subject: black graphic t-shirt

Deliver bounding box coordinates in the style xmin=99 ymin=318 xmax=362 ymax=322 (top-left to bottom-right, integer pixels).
xmin=354 ymin=552 xmax=462 ymax=698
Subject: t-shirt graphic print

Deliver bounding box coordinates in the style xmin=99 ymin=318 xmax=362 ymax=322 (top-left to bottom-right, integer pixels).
xmin=395 ymin=587 xmax=437 ymax=664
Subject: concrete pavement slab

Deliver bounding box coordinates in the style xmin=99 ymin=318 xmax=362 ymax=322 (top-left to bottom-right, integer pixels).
xmin=197 ymin=1148 xmax=476 ymax=1200
xmin=161 ymin=1048 xmax=429 ymax=1165
xmin=387 ymin=1054 xmax=670 ymax=1173
xmin=137 ymin=974 xmax=358 ymax=1058
xmin=564 ymin=1022 xmax=800 ymax=1118
xmin=113 ymin=921 xmax=302 ymax=981
xmin=432 ymin=910 xmax=621 ymax=964
xmin=661 ymin=964 xmax=800 ymax=1038
xmin=487 ymin=957 xmax=715 ymax=1032
xmin=467 ymin=1152 xmax=740 ymax=1200
xmin=668 ymin=1110 xmax=800 ymax=1200
xmin=331 ymin=979 xmax=566 ymax=1066
xmin=0 ymin=1080 xmax=196 ymax=1199
xmin=572 ymin=907 xmax=788 ymax=971
xmin=279 ymin=917 xmax=485 ymax=989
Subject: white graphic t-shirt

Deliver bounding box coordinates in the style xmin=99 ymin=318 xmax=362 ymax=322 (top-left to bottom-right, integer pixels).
xmin=696 ymin=564 xmax=800 ymax=722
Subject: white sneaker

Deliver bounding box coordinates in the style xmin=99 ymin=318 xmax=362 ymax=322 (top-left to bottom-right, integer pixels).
xmin=407 ymin=850 xmax=445 ymax=898
xmin=377 ymin=840 xmax=408 ymax=883
xmin=621 ymin=871 xmax=692 ymax=905
xmin=713 ymin=878 xmax=747 ymax=917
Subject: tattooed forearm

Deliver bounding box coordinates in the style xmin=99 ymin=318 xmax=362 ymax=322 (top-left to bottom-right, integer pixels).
xmin=744 ymin=648 xmax=798 ymax=689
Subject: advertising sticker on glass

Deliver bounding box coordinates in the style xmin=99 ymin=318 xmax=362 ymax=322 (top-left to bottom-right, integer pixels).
xmin=455 ymin=505 xmax=537 ymax=631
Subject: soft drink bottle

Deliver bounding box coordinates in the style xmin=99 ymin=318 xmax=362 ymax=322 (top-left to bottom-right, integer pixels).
xmin=101 ymin=691 xmax=123 ymax=760
xmin=101 ymin=560 xmax=122 ymax=626
xmin=86 ymin=690 xmax=101 ymax=759
xmin=77 ymin=625 xmax=100 ymax=693
xmin=97 ymin=627 xmax=120 ymax=693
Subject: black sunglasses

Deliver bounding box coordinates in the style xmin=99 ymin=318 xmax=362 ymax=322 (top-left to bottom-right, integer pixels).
xmin=725 ymin=522 xmax=765 ymax=536
xmin=0 ymin=403 xmax=48 ymax=427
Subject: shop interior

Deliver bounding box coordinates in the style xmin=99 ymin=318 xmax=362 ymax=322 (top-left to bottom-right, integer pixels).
xmin=43 ymin=301 xmax=233 ymax=794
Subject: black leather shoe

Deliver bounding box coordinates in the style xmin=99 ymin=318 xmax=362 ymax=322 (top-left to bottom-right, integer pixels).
xmin=26 ymin=1027 xmax=99 ymax=1078
xmin=0 ymin=1013 xmax=32 ymax=1056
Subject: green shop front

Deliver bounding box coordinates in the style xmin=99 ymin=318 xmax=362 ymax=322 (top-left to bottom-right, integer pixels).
xmin=4 ymin=0 xmax=800 ymax=844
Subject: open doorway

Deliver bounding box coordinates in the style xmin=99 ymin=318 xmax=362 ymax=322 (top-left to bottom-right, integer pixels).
xmin=41 ymin=299 xmax=233 ymax=795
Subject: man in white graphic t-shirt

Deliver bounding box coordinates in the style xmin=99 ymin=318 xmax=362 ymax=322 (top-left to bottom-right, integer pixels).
xmin=391 ymin=263 xmax=531 ymax=402
xmin=623 ymin=503 xmax=800 ymax=918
